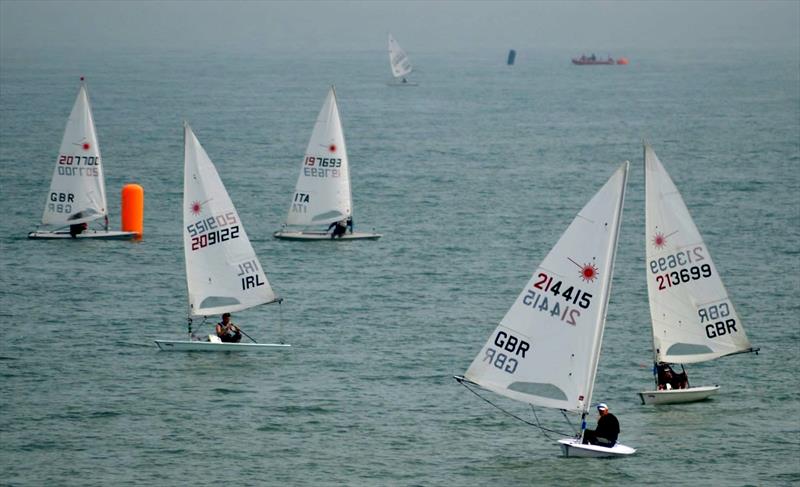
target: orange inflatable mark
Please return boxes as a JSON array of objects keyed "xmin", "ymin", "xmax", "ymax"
[
  {"xmin": 121, "ymin": 184, "xmax": 144, "ymax": 239},
  {"xmin": 616, "ymin": 57, "xmax": 629, "ymax": 65}
]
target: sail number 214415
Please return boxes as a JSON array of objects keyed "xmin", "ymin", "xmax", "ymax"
[{"xmin": 518, "ymin": 272, "xmax": 593, "ymax": 326}]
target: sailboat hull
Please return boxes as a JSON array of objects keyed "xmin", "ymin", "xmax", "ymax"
[
  {"xmin": 558, "ymin": 438, "xmax": 636, "ymax": 458},
  {"xmin": 638, "ymin": 385, "xmax": 720, "ymax": 405},
  {"xmin": 154, "ymin": 339, "xmax": 291, "ymax": 352},
  {"xmin": 273, "ymin": 230, "xmax": 381, "ymax": 241},
  {"xmin": 28, "ymin": 230, "xmax": 138, "ymax": 240}
]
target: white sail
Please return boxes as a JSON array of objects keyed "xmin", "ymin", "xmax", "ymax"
[
  {"xmin": 284, "ymin": 86, "xmax": 352, "ymax": 227},
  {"xmin": 388, "ymin": 33, "xmax": 413, "ymax": 79},
  {"xmin": 184, "ymin": 123, "xmax": 277, "ymax": 317},
  {"xmin": 41, "ymin": 79, "xmax": 107, "ymax": 227},
  {"xmin": 464, "ymin": 162, "xmax": 629, "ymax": 413},
  {"xmin": 645, "ymin": 144, "xmax": 752, "ymax": 364}
]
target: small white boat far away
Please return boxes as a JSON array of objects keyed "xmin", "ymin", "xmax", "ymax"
[
  {"xmin": 456, "ymin": 162, "xmax": 635, "ymax": 458},
  {"xmin": 387, "ymin": 33, "xmax": 417, "ymax": 86}
]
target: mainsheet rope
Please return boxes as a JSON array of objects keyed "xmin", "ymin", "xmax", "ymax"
[{"xmin": 458, "ymin": 379, "xmax": 574, "ymax": 438}]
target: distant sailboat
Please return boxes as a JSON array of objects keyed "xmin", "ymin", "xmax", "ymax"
[
  {"xmin": 28, "ymin": 78, "xmax": 137, "ymax": 240},
  {"xmin": 638, "ymin": 143, "xmax": 757, "ymax": 404},
  {"xmin": 457, "ymin": 162, "xmax": 636, "ymax": 458},
  {"xmin": 274, "ymin": 87, "xmax": 380, "ymax": 241},
  {"xmin": 155, "ymin": 123, "xmax": 290, "ymax": 351},
  {"xmin": 388, "ymin": 33, "xmax": 416, "ymax": 86}
]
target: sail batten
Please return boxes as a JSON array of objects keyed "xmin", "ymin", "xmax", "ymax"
[
  {"xmin": 644, "ymin": 144, "xmax": 752, "ymax": 365},
  {"xmin": 184, "ymin": 123, "xmax": 276, "ymax": 317},
  {"xmin": 463, "ymin": 163, "xmax": 629, "ymax": 414}
]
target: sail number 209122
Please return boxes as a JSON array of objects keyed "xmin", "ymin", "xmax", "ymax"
[
  {"xmin": 186, "ymin": 211, "xmax": 240, "ymax": 251},
  {"xmin": 483, "ymin": 331, "xmax": 529, "ymax": 375}
]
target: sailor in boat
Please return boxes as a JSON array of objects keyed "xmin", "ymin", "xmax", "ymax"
[
  {"xmin": 328, "ymin": 219, "xmax": 347, "ymax": 239},
  {"xmin": 215, "ymin": 313, "xmax": 242, "ymax": 343},
  {"xmin": 346, "ymin": 216, "xmax": 354, "ymax": 234},
  {"xmin": 69, "ymin": 222, "xmax": 87, "ymax": 238},
  {"xmin": 582, "ymin": 403, "xmax": 620, "ymax": 448},
  {"xmin": 401, "ymin": 77, "xmax": 408, "ymax": 84},
  {"xmin": 657, "ymin": 363, "xmax": 688, "ymax": 390}
]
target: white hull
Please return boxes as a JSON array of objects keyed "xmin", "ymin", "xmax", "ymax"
[
  {"xmin": 558, "ymin": 438, "xmax": 636, "ymax": 458},
  {"xmin": 28, "ymin": 230, "xmax": 138, "ymax": 240},
  {"xmin": 387, "ymin": 81, "xmax": 418, "ymax": 87},
  {"xmin": 154, "ymin": 339, "xmax": 291, "ymax": 351},
  {"xmin": 638, "ymin": 385, "xmax": 720, "ymax": 405},
  {"xmin": 273, "ymin": 230, "xmax": 381, "ymax": 241}
]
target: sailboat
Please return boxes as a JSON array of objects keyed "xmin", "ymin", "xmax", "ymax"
[
  {"xmin": 638, "ymin": 143, "xmax": 757, "ymax": 404},
  {"xmin": 456, "ymin": 162, "xmax": 635, "ymax": 458},
  {"xmin": 155, "ymin": 123, "xmax": 290, "ymax": 351},
  {"xmin": 387, "ymin": 33, "xmax": 416, "ymax": 86},
  {"xmin": 28, "ymin": 77, "xmax": 137, "ymax": 240},
  {"xmin": 274, "ymin": 86, "xmax": 380, "ymax": 241}
]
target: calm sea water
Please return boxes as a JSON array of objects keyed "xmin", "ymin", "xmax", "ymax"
[{"xmin": 1, "ymin": 46, "xmax": 798, "ymax": 486}]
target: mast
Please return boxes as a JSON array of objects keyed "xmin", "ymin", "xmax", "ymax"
[
  {"xmin": 643, "ymin": 142, "xmax": 661, "ymax": 389},
  {"xmin": 330, "ymin": 84, "xmax": 353, "ymax": 218},
  {"xmin": 183, "ymin": 121, "xmax": 191, "ymax": 335},
  {"xmin": 581, "ymin": 161, "xmax": 629, "ymax": 431},
  {"xmin": 82, "ymin": 76, "xmax": 108, "ymax": 222}
]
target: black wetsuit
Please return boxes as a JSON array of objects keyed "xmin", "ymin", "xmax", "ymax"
[
  {"xmin": 69, "ymin": 223, "xmax": 85, "ymax": 238},
  {"xmin": 328, "ymin": 221, "xmax": 347, "ymax": 239},
  {"xmin": 583, "ymin": 413, "xmax": 619, "ymax": 447},
  {"xmin": 217, "ymin": 323, "xmax": 242, "ymax": 343}
]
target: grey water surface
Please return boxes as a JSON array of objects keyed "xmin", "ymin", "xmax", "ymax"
[{"xmin": 1, "ymin": 46, "xmax": 798, "ymax": 486}]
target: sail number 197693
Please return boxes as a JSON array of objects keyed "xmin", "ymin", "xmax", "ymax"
[{"xmin": 303, "ymin": 156, "xmax": 341, "ymax": 178}]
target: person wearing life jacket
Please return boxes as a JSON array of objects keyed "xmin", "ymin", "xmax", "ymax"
[
  {"xmin": 582, "ymin": 403, "xmax": 620, "ymax": 448},
  {"xmin": 216, "ymin": 313, "xmax": 242, "ymax": 343}
]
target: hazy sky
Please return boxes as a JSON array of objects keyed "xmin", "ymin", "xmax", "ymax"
[{"xmin": 1, "ymin": 0, "xmax": 798, "ymax": 53}]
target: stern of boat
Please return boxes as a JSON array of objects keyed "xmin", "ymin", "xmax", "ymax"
[
  {"xmin": 639, "ymin": 385, "xmax": 720, "ymax": 405},
  {"xmin": 558, "ymin": 438, "xmax": 636, "ymax": 458}
]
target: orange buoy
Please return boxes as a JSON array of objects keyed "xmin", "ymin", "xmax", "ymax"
[
  {"xmin": 121, "ymin": 183, "xmax": 144, "ymax": 238},
  {"xmin": 616, "ymin": 57, "xmax": 629, "ymax": 65}
]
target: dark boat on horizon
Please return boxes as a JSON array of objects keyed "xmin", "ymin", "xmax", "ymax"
[{"xmin": 572, "ymin": 54, "xmax": 628, "ymax": 65}]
